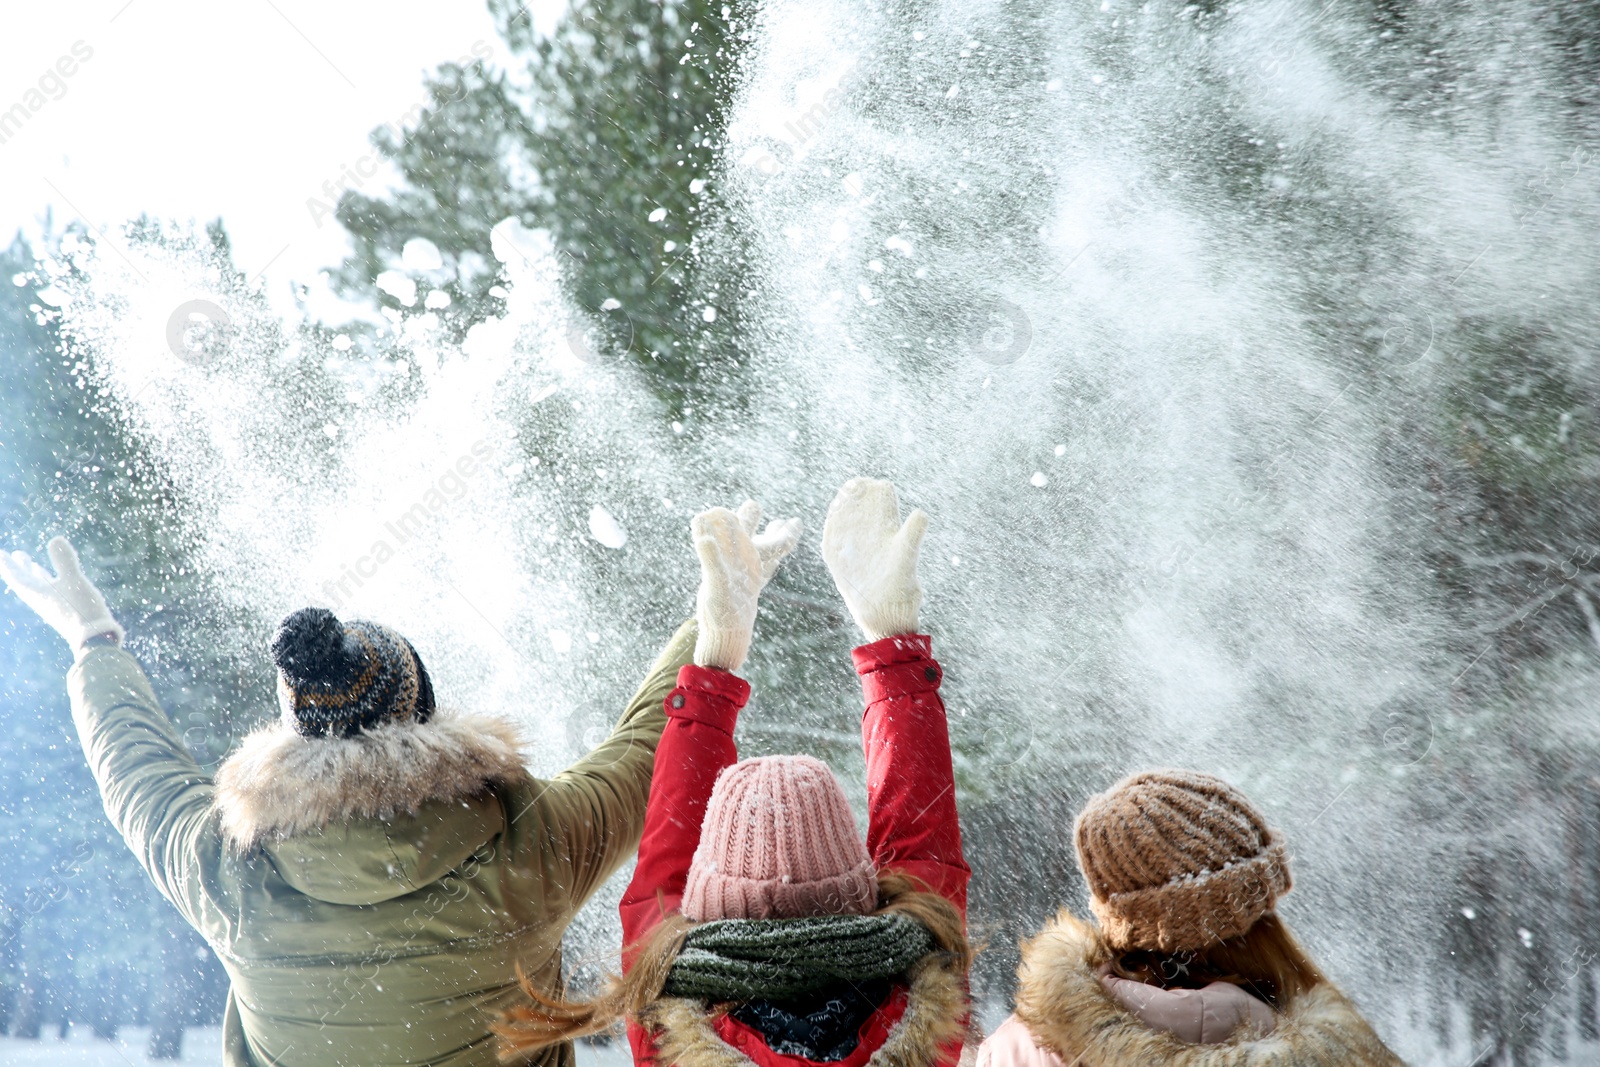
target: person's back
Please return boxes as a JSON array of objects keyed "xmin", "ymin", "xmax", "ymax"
[
  {"xmin": 75, "ymin": 641, "xmax": 569, "ymax": 1065},
  {"xmin": 498, "ymin": 480, "xmax": 972, "ymax": 1067},
  {"xmin": 6, "ymin": 538, "xmax": 694, "ymax": 1067},
  {"xmin": 977, "ymin": 770, "xmax": 1406, "ymax": 1067}
]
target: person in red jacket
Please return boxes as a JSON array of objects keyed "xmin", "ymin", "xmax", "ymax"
[{"xmin": 498, "ymin": 478, "xmax": 972, "ymax": 1067}]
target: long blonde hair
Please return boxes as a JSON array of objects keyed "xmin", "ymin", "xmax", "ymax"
[
  {"xmin": 1106, "ymin": 912, "xmax": 1324, "ymax": 1007},
  {"xmin": 495, "ymin": 872, "xmax": 969, "ymax": 1055}
]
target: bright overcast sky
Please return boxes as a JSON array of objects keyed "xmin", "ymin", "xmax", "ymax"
[{"xmin": 0, "ymin": 1, "xmax": 563, "ymax": 307}]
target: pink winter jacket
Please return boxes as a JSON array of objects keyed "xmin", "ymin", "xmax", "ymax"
[{"xmin": 978, "ymin": 978, "xmax": 1275, "ymax": 1067}]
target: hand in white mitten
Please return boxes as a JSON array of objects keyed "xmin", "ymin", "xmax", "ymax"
[
  {"xmin": 692, "ymin": 501, "xmax": 803, "ymax": 671},
  {"xmin": 822, "ymin": 478, "xmax": 928, "ymax": 641},
  {"xmin": 0, "ymin": 536, "xmax": 124, "ymax": 652}
]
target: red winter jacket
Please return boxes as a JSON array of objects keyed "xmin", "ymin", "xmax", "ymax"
[{"xmin": 619, "ymin": 634, "xmax": 970, "ymax": 1067}]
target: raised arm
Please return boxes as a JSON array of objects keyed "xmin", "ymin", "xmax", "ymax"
[
  {"xmin": 856, "ymin": 634, "xmax": 967, "ymax": 913},
  {"xmin": 523, "ymin": 615, "xmax": 700, "ymax": 908},
  {"xmin": 617, "ymin": 662, "xmax": 747, "ymax": 945},
  {"xmin": 619, "ymin": 500, "xmax": 800, "ymax": 945},
  {"xmin": 69, "ymin": 647, "xmax": 220, "ymax": 922},
  {"xmin": 619, "ymin": 500, "xmax": 799, "ymax": 1067},
  {"xmin": 823, "ymin": 479, "xmax": 969, "ymax": 915},
  {"xmin": 2, "ymin": 538, "xmax": 220, "ymax": 929}
]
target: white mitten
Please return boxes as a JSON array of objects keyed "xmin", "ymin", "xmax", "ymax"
[
  {"xmin": 821, "ymin": 478, "xmax": 928, "ymax": 641},
  {"xmin": 692, "ymin": 500, "xmax": 803, "ymax": 671},
  {"xmin": 0, "ymin": 536, "xmax": 125, "ymax": 652}
]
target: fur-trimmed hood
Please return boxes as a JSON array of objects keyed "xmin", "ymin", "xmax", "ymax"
[
  {"xmin": 214, "ymin": 709, "xmax": 527, "ymax": 852},
  {"xmin": 641, "ymin": 953, "xmax": 969, "ymax": 1067},
  {"xmin": 1010, "ymin": 911, "xmax": 1406, "ymax": 1067}
]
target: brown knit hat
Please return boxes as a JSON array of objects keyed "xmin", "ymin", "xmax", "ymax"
[{"xmin": 1074, "ymin": 769, "xmax": 1291, "ymax": 953}]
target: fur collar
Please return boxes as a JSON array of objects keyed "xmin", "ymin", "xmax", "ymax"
[
  {"xmin": 642, "ymin": 953, "xmax": 969, "ymax": 1067},
  {"xmin": 1012, "ymin": 911, "xmax": 1406, "ymax": 1067},
  {"xmin": 213, "ymin": 710, "xmax": 526, "ymax": 851}
]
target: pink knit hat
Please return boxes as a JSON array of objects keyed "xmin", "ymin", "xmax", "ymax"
[{"xmin": 681, "ymin": 755, "xmax": 878, "ymax": 921}]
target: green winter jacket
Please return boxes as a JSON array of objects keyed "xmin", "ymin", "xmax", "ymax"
[{"xmin": 66, "ymin": 619, "xmax": 696, "ymax": 1067}]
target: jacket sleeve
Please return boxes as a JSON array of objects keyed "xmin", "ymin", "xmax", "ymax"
[
  {"xmin": 618, "ymin": 663, "xmax": 749, "ymax": 945},
  {"xmin": 518, "ymin": 618, "xmax": 699, "ymax": 908},
  {"xmin": 619, "ymin": 662, "xmax": 748, "ymax": 1067},
  {"xmin": 66, "ymin": 646, "xmax": 221, "ymax": 932},
  {"xmin": 854, "ymin": 634, "xmax": 970, "ymax": 916}
]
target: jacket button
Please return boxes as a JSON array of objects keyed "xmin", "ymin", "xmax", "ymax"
[
  {"xmin": 924, "ymin": 667, "xmax": 939, "ymax": 682},
  {"xmin": 670, "ymin": 693, "xmax": 686, "ymax": 709}
]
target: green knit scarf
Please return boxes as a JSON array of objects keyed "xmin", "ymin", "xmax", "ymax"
[{"xmin": 662, "ymin": 913, "xmax": 935, "ymax": 1003}]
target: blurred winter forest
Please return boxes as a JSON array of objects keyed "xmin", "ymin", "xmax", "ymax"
[{"xmin": 3, "ymin": 0, "xmax": 1600, "ymax": 1063}]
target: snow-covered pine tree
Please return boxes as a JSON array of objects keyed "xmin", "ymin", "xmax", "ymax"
[{"xmin": 330, "ymin": 0, "xmax": 755, "ymax": 401}]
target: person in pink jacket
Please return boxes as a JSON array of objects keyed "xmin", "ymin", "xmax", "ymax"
[
  {"xmin": 498, "ymin": 478, "xmax": 972, "ymax": 1067},
  {"xmin": 976, "ymin": 770, "xmax": 1405, "ymax": 1067}
]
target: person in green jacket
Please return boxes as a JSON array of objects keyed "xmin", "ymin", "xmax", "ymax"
[{"xmin": 0, "ymin": 516, "xmax": 801, "ymax": 1067}]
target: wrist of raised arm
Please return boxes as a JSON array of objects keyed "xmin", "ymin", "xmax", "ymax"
[
  {"xmin": 666, "ymin": 664, "xmax": 751, "ymax": 734},
  {"xmin": 852, "ymin": 634, "xmax": 941, "ymax": 708}
]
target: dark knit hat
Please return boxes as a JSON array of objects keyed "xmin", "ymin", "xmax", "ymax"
[{"xmin": 270, "ymin": 607, "xmax": 436, "ymax": 738}]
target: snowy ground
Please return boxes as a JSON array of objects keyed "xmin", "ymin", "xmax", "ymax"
[
  {"xmin": 0, "ymin": 1027, "xmax": 221, "ymax": 1065},
  {"xmin": 0, "ymin": 1028, "xmax": 634, "ymax": 1065},
  {"xmin": 577, "ymin": 1039, "xmax": 634, "ymax": 1067}
]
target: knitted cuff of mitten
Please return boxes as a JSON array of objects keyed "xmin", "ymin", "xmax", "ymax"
[
  {"xmin": 856, "ymin": 595, "xmax": 921, "ymax": 643},
  {"xmin": 694, "ymin": 626, "xmax": 752, "ymax": 672}
]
